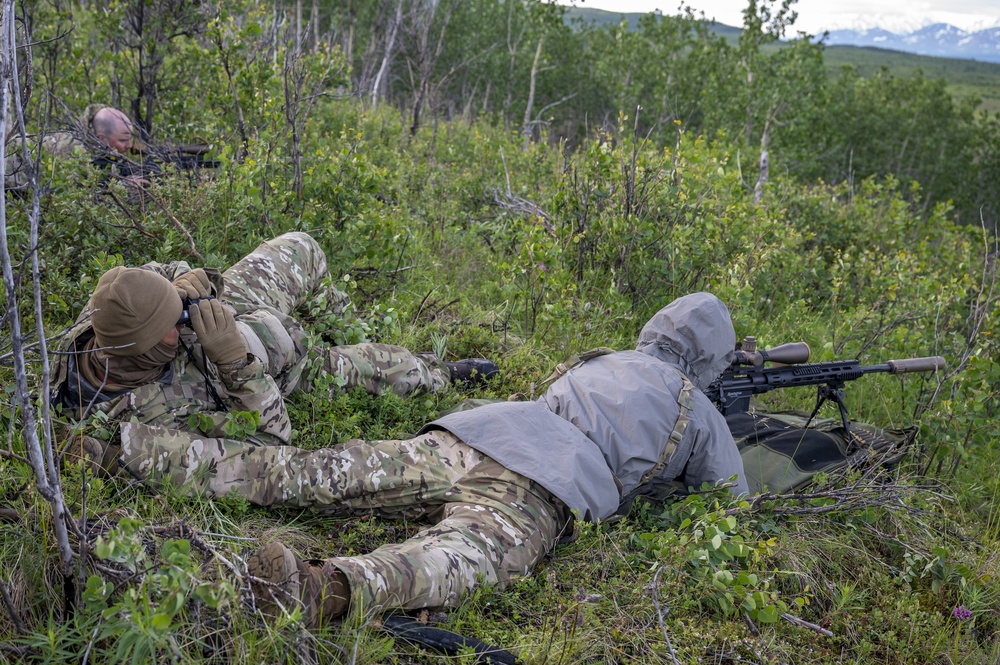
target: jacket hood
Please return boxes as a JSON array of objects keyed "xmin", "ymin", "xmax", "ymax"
[{"xmin": 634, "ymin": 292, "xmax": 735, "ymax": 391}]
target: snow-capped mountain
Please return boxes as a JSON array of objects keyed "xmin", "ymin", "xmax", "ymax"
[{"xmin": 821, "ymin": 24, "xmax": 1000, "ymax": 63}]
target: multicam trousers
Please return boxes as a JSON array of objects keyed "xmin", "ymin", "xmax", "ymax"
[
  {"xmin": 222, "ymin": 232, "xmax": 449, "ymax": 396},
  {"xmin": 119, "ymin": 425, "xmax": 572, "ymax": 611}
]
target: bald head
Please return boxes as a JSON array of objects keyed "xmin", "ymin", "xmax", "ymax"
[{"xmin": 92, "ymin": 107, "xmax": 135, "ymax": 154}]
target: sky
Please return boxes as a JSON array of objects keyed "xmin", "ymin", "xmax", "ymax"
[{"xmin": 552, "ymin": 0, "xmax": 1000, "ymax": 34}]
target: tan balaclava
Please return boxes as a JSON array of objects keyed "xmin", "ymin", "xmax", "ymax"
[{"xmin": 90, "ymin": 267, "xmax": 182, "ymax": 356}]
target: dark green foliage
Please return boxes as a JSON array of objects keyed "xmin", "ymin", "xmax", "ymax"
[{"xmin": 3, "ymin": 1, "xmax": 1000, "ymax": 663}]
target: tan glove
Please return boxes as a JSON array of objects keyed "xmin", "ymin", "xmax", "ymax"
[
  {"xmin": 172, "ymin": 268, "xmax": 213, "ymax": 301},
  {"xmin": 189, "ymin": 299, "xmax": 247, "ymax": 366}
]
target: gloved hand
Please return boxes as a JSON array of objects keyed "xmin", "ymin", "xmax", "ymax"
[
  {"xmin": 189, "ymin": 299, "xmax": 247, "ymax": 366},
  {"xmin": 172, "ymin": 268, "xmax": 213, "ymax": 302}
]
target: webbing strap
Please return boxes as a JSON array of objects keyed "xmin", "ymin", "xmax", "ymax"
[
  {"xmin": 541, "ymin": 347, "xmax": 616, "ymax": 386},
  {"xmin": 508, "ymin": 346, "xmax": 616, "ymax": 401},
  {"xmin": 622, "ymin": 372, "xmax": 696, "ymax": 498}
]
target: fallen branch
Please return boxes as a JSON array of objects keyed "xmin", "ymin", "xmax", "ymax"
[
  {"xmin": 782, "ymin": 612, "xmax": 833, "ymax": 637},
  {"xmin": 485, "ymin": 187, "xmax": 553, "ymax": 232},
  {"xmin": 739, "ymin": 480, "xmax": 943, "ymax": 518}
]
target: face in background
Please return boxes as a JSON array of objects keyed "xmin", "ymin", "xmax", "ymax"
[{"xmin": 93, "ymin": 108, "xmax": 136, "ymax": 154}]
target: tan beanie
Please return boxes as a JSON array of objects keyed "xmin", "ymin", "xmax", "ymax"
[{"xmin": 90, "ymin": 267, "xmax": 183, "ymax": 356}]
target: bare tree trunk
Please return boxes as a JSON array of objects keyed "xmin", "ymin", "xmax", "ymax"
[
  {"xmin": 214, "ymin": 40, "xmax": 250, "ymax": 160},
  {"xmin": 754, "ymin": 113, "xmax": 771, "ymax": 204},
  {"xmin": 521, "ymin": 35, "xmax": 543, "ymax": 149},
  {"xmin": 0, "ymin": 0, "xmax": 75, "ymax": 593},
  {"xmin": 283, "ymin": 53, "xmax": 303, "ymax": 199},
  {"xmin": 284, "ymin": 24, "xmax": 343, "ymax": 200},
  {"xmin": 371, "ymin": 0, "xmax": 402, "ymax": 107},
  {"xmin": 295, "ymin": 0, "xmax": 302, "ymax": 51},
  {"xmin": 310, "ymin": 0, "xmax": 318, "ymax": 49},
  {"xmin": 461, "ymin": 79, "xmax": 478, "ymax": 121},
  {"xmin": 409, "ymin": 0, "xmax": 436, "ymax": 136},
  {"xmin": 345, "ymin": 0, "xmax": 355, "ymax": 64},
  {"xmin": 753, "ymin": 102, "xmax": 785, "ymax": 204},
  {"xmin": 355, "ymin": 0, "xmax": 383, "ymax": 94},
  {"xmin": 271, "ymin": 1, "xmax": 280, "ymax": 67},
  {"xmin": 501, "ymin": 0, "xmax": 523, "ymax": 129},
  {"xmin": 409, "ymin": 0, "xmax": 456, "ymax": 136}
]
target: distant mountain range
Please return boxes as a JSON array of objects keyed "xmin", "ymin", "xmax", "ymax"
[
  {"xmin": 821, "ymin": 25, "xmax": 1000, "ymax": 64},
  {"xmin": 564, "ymin": 8, "xmax": 1000, "ymax": 65}
]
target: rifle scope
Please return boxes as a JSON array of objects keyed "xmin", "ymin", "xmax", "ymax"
[{"xmin": 733, "ymin": 337, "xmax": 811, "ymax": 367}]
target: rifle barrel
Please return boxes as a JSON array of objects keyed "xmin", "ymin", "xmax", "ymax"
[{"xmin": 886, "ymin": 356, "xmax": 946, "ymax": 374}]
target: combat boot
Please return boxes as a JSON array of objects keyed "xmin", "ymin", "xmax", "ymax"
[
  {"xmin": 248, "ymin": 541, "xmax": 350, "ymax": 629},
  {"xmin": 62, "ymin": 429, "xmax": 120, "ymax": 477},
  {"xmin": 445, "ymin": 358, "xmax": 499, "ymax": 385}
]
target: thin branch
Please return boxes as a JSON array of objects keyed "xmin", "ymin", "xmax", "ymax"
[
  {"xmin": 137, "ymin": 185, "xmax": 203, "ymax": 260},
  {"xmin": 0, "ymin": 448, "xmax": 30, "ymax": 465},
  {"xmin": 0, "ymin": 578, "xmax": 25, "ymax": 633},
  {"xmin": 531, "ymin": 93, "xmax": 578, "ymax": 126},
  {"xmin": 649, "ymin": 566, "xmax": 680, "ymax": 665},
  {"xmin": 0, "ymin": 0, "xmax": 75, "ymax": 579}
]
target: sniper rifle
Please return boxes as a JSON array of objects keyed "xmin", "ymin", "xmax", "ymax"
[
  {"xmin": 92, "ymin": 143, "xmax": 220, "ymax": 181},
  {"xmin": 705, "ymin": 336, "xmax": 945, "ymax": 432}
]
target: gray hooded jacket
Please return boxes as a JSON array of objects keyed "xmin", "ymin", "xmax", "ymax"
[{"xmin": 426, "ymin": 292, "xmax": 748, "ymax": 521}]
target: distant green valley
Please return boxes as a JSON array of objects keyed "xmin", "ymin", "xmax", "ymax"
[{"xmin": 566, "ymin": 7, "xmax": 1000, "ymax": 113}]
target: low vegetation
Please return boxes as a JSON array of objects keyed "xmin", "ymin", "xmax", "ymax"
[{"xmin": 2, "ymin": 0, "xmax": 1000, "ymax": 663}]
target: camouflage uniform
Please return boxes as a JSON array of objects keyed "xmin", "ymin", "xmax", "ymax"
[
  {"xmin": 52, "ymin": 232, "xmax": 449, "ymax": 450},
  {"xmin": 120, "ymin": 425, "xmax": 571, "ymax": 611},
  {"xmin": 219, "ymin": 231, "xmax": 448, "ymax": 397},
  {"xmin": 4, "ymin": 104, "xmax": 104, "ymax": 190},
  {"xmin": 121, "ymin": 292, "xmax": 743, "ymax": 618}
]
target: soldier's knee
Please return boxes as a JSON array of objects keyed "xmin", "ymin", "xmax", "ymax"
[
  {"xmin": 272, "ymin": 231, "xmax": 323, "ymax": 258},
  {"xmin": 271, "ymin": 232, "xmax": 327, "ymax": 281}
]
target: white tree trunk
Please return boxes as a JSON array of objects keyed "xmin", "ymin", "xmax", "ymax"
[
  {"xmin": 371, "ymin": 0, "xmax": 402, "ymax": 107},
  {"xmin": 0, "ymin": 0, "xmax": 74, "ymax": 578},
  {"xmin": 521, "ymin": 35, "xmax": 543, "ymax": 149}
]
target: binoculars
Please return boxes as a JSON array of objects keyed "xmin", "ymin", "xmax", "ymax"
[{"xmin": 177, "ymin": 295, "xmax": 215, "ymax": 325}]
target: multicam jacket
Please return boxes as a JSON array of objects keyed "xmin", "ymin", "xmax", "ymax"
[
  {"xmin": 4, "ymin": 104, "xmax": 107, "ymax": 190},
  {"xmin": 51, "ymin": 260, "xmax": 291, "ymax": 447}
]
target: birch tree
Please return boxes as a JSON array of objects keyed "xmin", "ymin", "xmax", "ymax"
[{"xmin": 0, "ymin": 0, "xmax": 75, "ymax": 606}]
